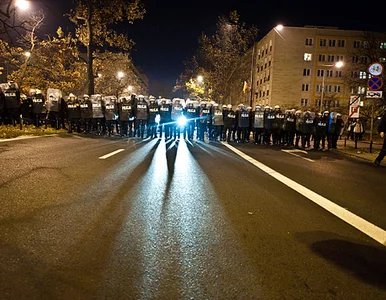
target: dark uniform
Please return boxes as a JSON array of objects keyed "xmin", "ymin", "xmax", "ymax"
[
  {"xmin": 104, "ymin": 96, "xmax": 118, "ymax": 136},
  {"xmin": 4, "ymin": 82, "xmax": 21, "ymax": 126},
  {"xmin": 302, "ymin": 111, "xmax": 314, "ymax": 148},
  {"xmin": 237, "ymin": 106, "xmax": 249, "ymax": 143},
  {"xmin": 91, "ymin": 95, "xmax": 105, "ymax": 135},
  {"xmin": 198, "ymin": 102, "xmax": 210, "ymax": 141},
  {"xmin": 329, "ymin": 113, "xmax": 344, "ymax": 149},
  {"xmin": 264, "ymin": 107, "xmax": 275, "ymax": 145},
  {"xmin": 20, "ymin": 95, "xmax": 32, "ymax": 125},
  {"xmin": 253, "ymin": 106, "xmax": 264, "ymax": 144},
  {"xmin": 46, "ymin": 93, "xmax": 61, "ymax": 129},
  {"xmin": 134, "ymin": 96, "xmax": 149, "ymax": 138},
  {"xmin": 212, "ymin": 104, "xmax": 224, "ymax": 141},
  {"xmin": 148, "ymin": 97, "xmax": 160, "ymax": 138},
  {"xmin": 118, "ymin": 98, "xmax": 131, "ymax": 137},
  {"xmin": 283, "ymin": 110, "xmax": 296, "ymax": 146},
  {"xmin": 185, "ymin": 101, "xmax": 198, "ymax": 140},
  {"xmin": 80, "ymin": 95, "xmax": 93, "ymax": 133},
  {"xmin": 224, "ymin": 105, "xmax": 236, "ymax": 142},
  {"xmin": 313, "ymin": 111, "xmax": 329, "ymax": 150},
  {"xmin": 159, "ymin": 99, "xmax": 172, "ymax": 139},
  {"xmin": 31, "ymin": 90, "xmax": 46, "ymax": 127},
  {"xmin": 295, "ymin": 111, "xmax": 304, "ymax": 148},
  {"xmin": 171, "ymin": 99, "xmax": 184, "ymax": 139},
  {"xmin": 66, "ymin": 95, "xmax": 81, "ymax": 133}
]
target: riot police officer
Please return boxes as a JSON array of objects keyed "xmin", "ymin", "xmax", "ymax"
[
  {"xmin": 224, "ymin": 104, "xmax": 236, "ymax": 142},
  {"xmin": 20, "ymin": 94, "xmax": 32, "ymax": 125},
  {"xmin": 80, "ymin": 94, "xmax": 93, "ymax": 133},
  {"xmin": 237, "ymin": 104, "xmax": 249, "ymax": 143},
  {"xmin": 272, "ymin": 105, "xmax": 285, "ymax": 145},
  {"xmin": 314, "ymin": 111, "xmax": 329, "ymax": 150},
  {"xmin": 171, "ymin": 98, "xmax": 184, "ymax": 139},
  {"xmin": 91, "ymin": 94, "xmax": 105, "ymax": 135},
  {"xmin": 283, "ymin": 109, "xmax": 296, "ymax": 146},
  {"xmin": 66, "ymin": 94, "xmax": 81, "ymax": 133},
  {"xmin": 212, "ymin": 103, "xmax": 224, "ymax": 141},
  {"xmin": 134, "ymin": 95, "xmax": 149, "ymax": 138},
  {"xmin": 4, "ymin": 81, "xmax": 21, "ymax": 126},
  {"xmin": 329, "ymin": 113, "xmax": 344, "ymax": 149},
  {"xmin": 159, "ymin": 98, "xmax": 172, "ymax": 139},
  {"xmin": 148, "ymin": 95, "xmax": 160, "ymax": 138},
  {"xmin": 198, "ymin": 101, "xmax": 210, "ymax": 141},
  {"xmin": 118, "ymin": 97, "xmax": 130, "ymax": 137},
  {"xmin": 104, "ymin": 96, "xmax": 118, "ymax": 136},
  {"xmin": 302, "ymin": 111, "xmax": 314, "ymax": 148},
  {"xmin": 253, "ymin": 105, "xmax": 264, "ymax": 144},
  {"xmin": 185, "ymin": 100, "xmax": 198, "ymax": 140},
  {"xmin": 295, "ymin": 110, "xmax": 304, "ymax": 148},
  {"xmin": 30, "ymin": 89, "xmax": 45, "ymax": 127},
  {"xmin": 46, "ymin": 92, "xmax": 61, "ymax": 129},
  {"xmin": 264, "ymin": 106, "xmax": 275, "ymax": 145}
]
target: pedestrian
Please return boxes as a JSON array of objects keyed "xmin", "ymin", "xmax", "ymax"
[
  {"xmin": 352, "ymin": 118, "xmax": 364, "ymax": 144},
  {"xmin": 374, "ymin": 112, "xmax": 386, "ymax": 167}
]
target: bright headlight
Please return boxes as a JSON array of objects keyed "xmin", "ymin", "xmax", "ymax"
[
  {"xmin": 177, "ymin": 116, "xmax": 187, "ymax": 127},
  {"xmin": 155, "ymin": 114, "xmax": 160, "ymax": 124}
]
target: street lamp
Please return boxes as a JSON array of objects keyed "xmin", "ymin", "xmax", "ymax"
[
  {"xmin": 320, "ymin": 61, "xmax": 344, "ymax": 111},
  {"xmin": 117, "ymin": 71, "xmax": 124, "ymax": 79},
  {"xmin": 197, "ymin": 75, "xmax": 203, "ymax": 83},
  {"xmin": 24, "ymin": 51, "xmax": 31, "ymax": 58},
  {"xmin": 127, "ymin": 85, "xmax": 133, "ymax": 92},
  {"xmin": 15, "ymin": 0, "xmax": 30, "ymax": 10}
]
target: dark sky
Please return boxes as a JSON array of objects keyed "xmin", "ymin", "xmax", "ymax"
[{"xmin": 39, "ymin": 0, "xmax": 386, "ymax": 96}]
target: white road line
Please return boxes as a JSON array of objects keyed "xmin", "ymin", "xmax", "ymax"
[
  {"xmin": 98, "ymin": 149, "xmax": 125, "ymax": 160},
  {"xmin": 221, "ymin": 142, "xmax": 386, "ymax": 246},
  {"xmin": 0, "ymin": 134, "xmax": 56, "ymax": 143},
  {"xmin": 281, "ymin": 149, "xmax": 315, "ymax": 163}
]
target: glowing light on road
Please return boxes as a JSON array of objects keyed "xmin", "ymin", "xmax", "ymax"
[{"xmin": 177, "ymin": 116, "xmax": 187, "ymax": 127}]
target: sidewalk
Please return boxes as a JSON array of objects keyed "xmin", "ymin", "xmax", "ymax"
[{"xmin": 336, "ymin": 138, "xmax": 383, "ymax": 162}]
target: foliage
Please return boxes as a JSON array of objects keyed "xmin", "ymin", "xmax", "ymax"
[
  {"xmin": 3, "ymin": 27, "xmax": 87, "ymax": 96},
  {"xmin": 179, "ymin": 11, "xmax": 258, "ymax": 101},
  {"xmin": 93, "ymin": 51, "xmax": 146, "ymax": 97},
  {"xmin": 0, "ymin": 124, "xmax": 67, "ymax": 139}
]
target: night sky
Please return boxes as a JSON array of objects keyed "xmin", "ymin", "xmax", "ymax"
[{"xmin": 40, "ymin": 0, "xmax": 386, "ymax": 97}]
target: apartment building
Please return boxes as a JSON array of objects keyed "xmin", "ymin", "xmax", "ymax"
[{"xmin": 228, "ymin": 25, "xmax": 385, "ymax": 111}]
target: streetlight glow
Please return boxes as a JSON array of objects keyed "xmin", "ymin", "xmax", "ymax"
[
  {"xmin": 15, "ymin": 0, "xmax": 30, "ymax": 10},
  {"xmin": 24, "ymin": 51, "xmax": 31, "ymax": 58},
  {"xmin": 117, "ymin": 71, "xmax": 124, "ymax": 79},
  {"xmin": 197, "ymin": 75, "xmax": 203, "ymax": 83},
  {"xmin": 335, "ymin": 61, "xmax": 344, "ymax": 68},
  {"xmin": 128, "ymin": 85, "xmax": 133, "ymax": 91},
  {"xmin": 276, "ymin": 24, "xmax": 284, "ymax": 31}
]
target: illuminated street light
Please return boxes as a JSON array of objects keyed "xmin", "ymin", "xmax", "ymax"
[
  {"xmin": 24, "ymin": 51, "xmax": 31, "ymax": 58},
  {"xmin": 275, "ymin": 24, "xmax": 284, "ymax": 31},
  {"xmin": 127, "ymin": 85, "xmax": 133, "ymax": 91},
  {"xmin": 197, "ymin": 75, "xmax": 203, "ymax": 83},
  {"xmin": 97, "ymin": 73, "xmax": 102, "ymax": 78},
  {"xmin": 117, "ymin": 71, "xmax": 124, "ymax": 79},
  {"xmin": 15, "ymin": 0, "xmax": 30, "ymax": 10}
]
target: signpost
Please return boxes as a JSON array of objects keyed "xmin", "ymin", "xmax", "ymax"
[
  {"xmin": 349, "ymin": 95, "xmax": 360, "ymax": 118},
  {"xmin": 366, "ymin": 62, "xmax": 384, "ymax": 153}
]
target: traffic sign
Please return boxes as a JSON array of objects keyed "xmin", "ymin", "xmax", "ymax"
[
  {"xmin": 368, "ymin": 76, "xmax": 383, "ymax": 91},
  {"xmin": 349, "ymin": 95, "xmax": 360, "ymax": 118},
  {"xmin": 368, "ymin": 63, "xmax": 384, "ymax": 76},
  {"xmin": 366, "ymin": 91, "xmax": 383, "ymax": 98}
]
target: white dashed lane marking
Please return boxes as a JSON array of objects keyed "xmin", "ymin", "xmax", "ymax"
[
  {"xmin": 281, "ymin": 149, "xmax": 315, "ymax": 162},
  {"xmin": 221, "ymin": 142, "xmax": 386, "ymax": 246},
  {"xmin": 98, "ymin": 149, "xmax": 125, "ymax": 160}
]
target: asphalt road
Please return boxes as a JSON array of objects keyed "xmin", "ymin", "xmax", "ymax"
[{"xmin": 0, "ymin": 134, "xmax": 385, "ymax": 299}]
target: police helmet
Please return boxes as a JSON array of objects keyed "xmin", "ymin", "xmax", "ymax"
[
  {"xmin": 35, "ymin": 89, "xmax": 42, "ymax": 94},
  {"xmin": 295, "ymin": 110, "xmax": 302, "ymax": 115},
  {"xmin": 83, "ymin": 94, "xmax": 89, "ymax": 99},
  {"xmin": 138, "ymin": 95, "xmax": 145, "ymax": 99},
  {"xmin": 247, "ymin": 106, "xmax": 252, "ymax": 110},
  {"xmin": 336, "ymin": 113, "xmax": 342, "ymax": 117},
  {"xmin": 274, "ymin": 105, "xmax": 280, "ymax": 109},
  {"xmin": 227, "ymin": 104, "xmax": 232, "ymax": 109},
  {"xmin": 323, "ymin": 110, "xmax": 329, "ymax": 115}
]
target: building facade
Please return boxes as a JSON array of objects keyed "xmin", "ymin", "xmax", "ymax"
[{"xmin": 228, "ymin": 25, "xmax": 386, "ymax": 112}]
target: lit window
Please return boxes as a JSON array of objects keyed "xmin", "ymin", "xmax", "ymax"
[
  {"xmin": 380, "ymin": 42, "xmax": 386, "ymax": 49},
  {"xmin": 304, "ymin": 53, "xmax": 312, "ymax": 61},
  {"xmin": 359, "ymin": 71, "xmax": 367, "ymax": 79}
]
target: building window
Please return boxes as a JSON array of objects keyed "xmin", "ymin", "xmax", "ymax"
[
  {"xmin": 318, "ymin": 54, "xmax": 326, "ymax": 62},
  {"xmin": 338, "ymin": 39, "xmax": 345, "ymax": 47},
  {"xmin": 315, "ymin": 99, "xmax": 321, "ymax": 107},
  {"xmin": 301, "ymin": 98, "xmax": 308, "ymax": 106},
  {"xmin": 353, "ymin": 40, "xmax": 361, "ymax": 48},
  {"xmin": 335, "ymin": 70, "xmax": 343, "ymax": 77},
  {"xmin": 337, "ymin": 55, "xmax": 344, "ymax": 62},
  {"xmin": 268, "ymin": 59, "xmax": 271, "ymax": 67},
  {"xmin": 326, "ymin": 85, "xmax": 332, "ymax": 92},
  {"xmin": 302, "ymin": 84, "xmax": 309, "ymax": 91},
  {"xmin": 352, "ymin": 56, "xmax": 359, "ymax": 63},
  {"xmin": 305, "ymin": 38, "xmax": 313, "ymax": 46},
  {"xmin": 359, "ymin": 71, "xmax": 367, "ymax": 79},
  {"xmin": 333, "ymin": 100, "xmax": 340, "ymax": 107},
  {"xmin": 267, "ymin": 89, "xmax": 270, "ymax": 96},
  {"xmin": 380, "ymin": 42, "xmax": 386, "ymax": 49},
  {"xmin": 316, "ymin": 84, "xmax": 322, "ymax": 92},
  {"xmin": 326, "ymin": 70, "xmax": 333, "ymax": 77},
  {"xmin": 303, "ymin": 68, "xmax": 310, "ymax": 76},
  {"xmin": 317, "ymin": 69, "xmax": 324, "ymax": 77},
  {"xmin": 328, "ymin": 55, "xmax": 335, "ymax": 62},
  {"xmin": 329, "ymin": 39, "xmax": 336, "ymax": 47},
  {"xmin": 320, "ymin": 38, "xmax": 327, "ymax": 46},
  {"xmin": 361, "ymin": 57, "xmax": 368, "ymax": 64},
  {"xmin": 363, "ymin": 41, "xmax": 369, "ymax": 48},
  {"xmin": 351, "ymin": 71, "xmax": 358, "ymax": 78},
  {"xmin": 334, "ymin": 85, "xmax": 341, "ymax": 93},
  {"xmin": 380, "ymin": 57, "xmax": 386, "ymax": 63},
  {"xmin": 304, "ymin": 53, "xmax": 312, "ymax": 61}
]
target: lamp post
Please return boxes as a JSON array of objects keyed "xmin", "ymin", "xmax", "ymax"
[{"xmin": 320, "ymin": 61, "xmax": 343, "ymax": 112}]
